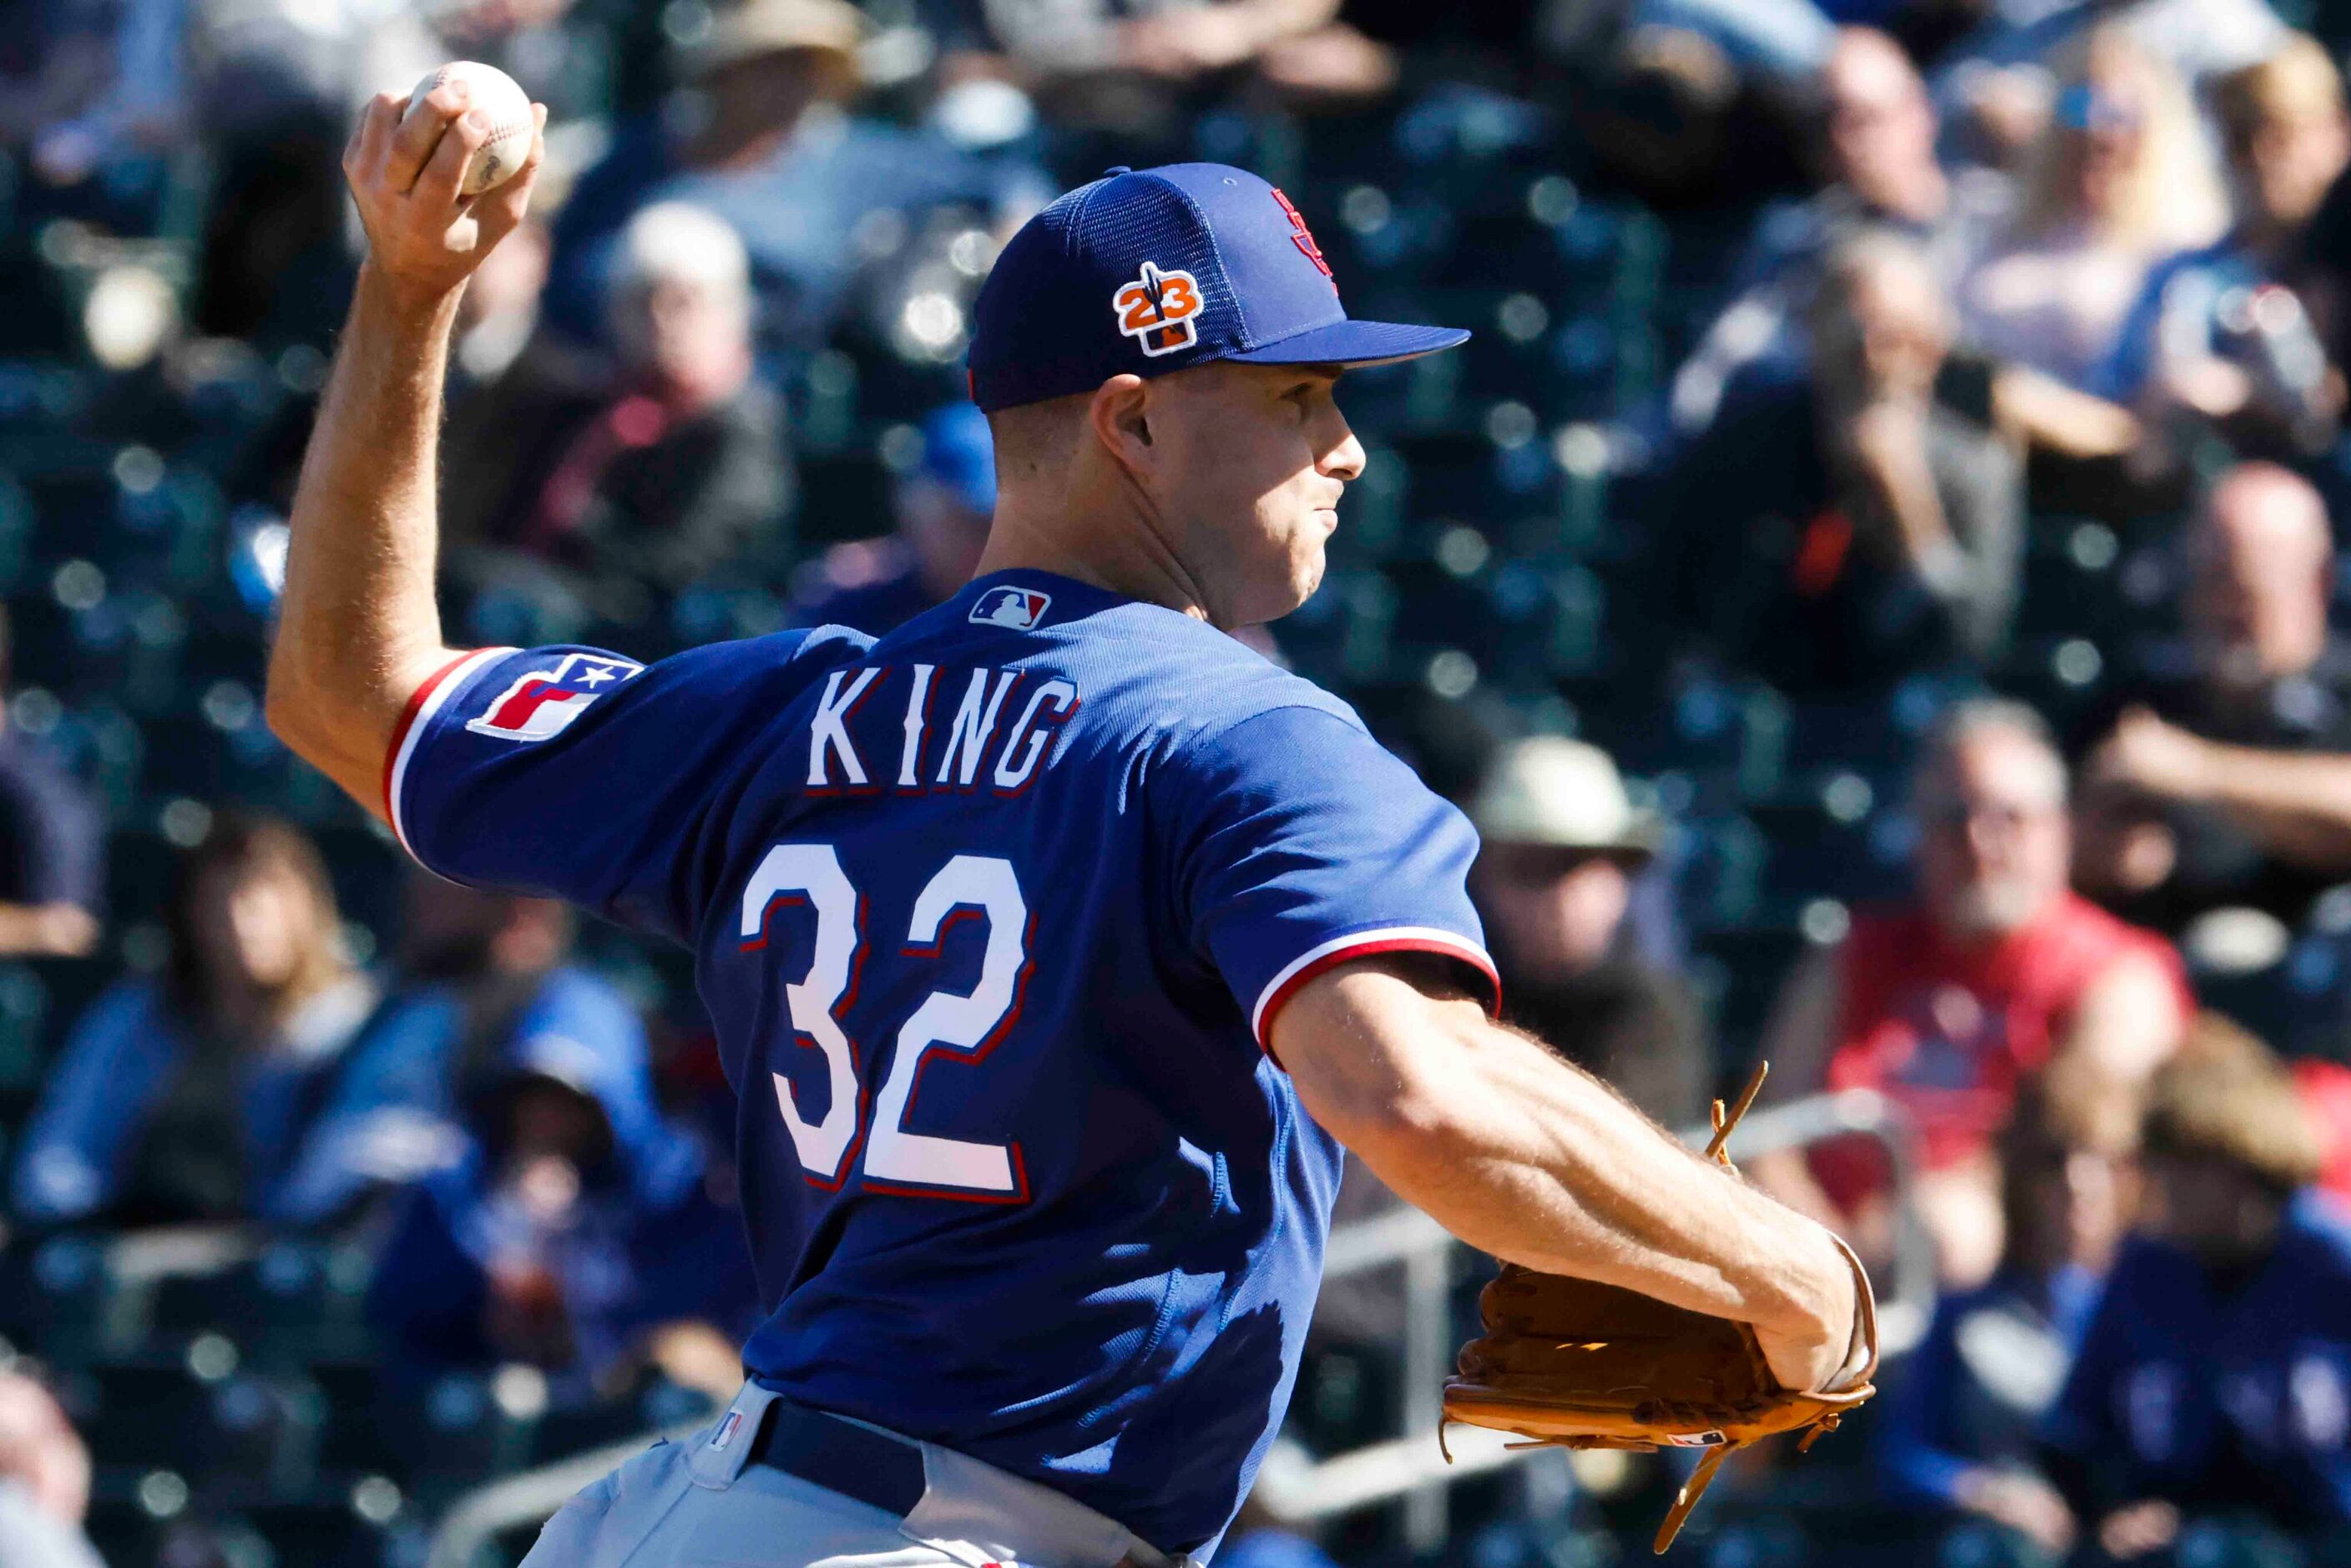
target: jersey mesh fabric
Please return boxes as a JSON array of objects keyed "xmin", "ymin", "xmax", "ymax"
[{"xmin": 391, "ymin": 569, "xmax": 1496, "ymax": 1552}]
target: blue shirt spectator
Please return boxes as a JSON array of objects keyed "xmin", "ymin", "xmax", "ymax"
[
  {"xmin": 2093, "ymin": 38, "xmax": 2349, "ymax": 457},
  {"xmin": 0, "ymin": 733, "xmax": 101, "ymax": 948},
  {"xmin": 0, "ymin": 604, "xmax": 104, "ymax": 957},
  {"xmin": 263, "ymin": 873, "xmax": 659, "ymax": 1229},
  {"xmin": 1880, "ymin": 1264, "xmax": 2102, "ymax": 1505},
  {"xmin": 269, "ymin": 957, "xmax": 655, "ymax": 1230},
  {"xmin": 789, "ymin": 402, "xmax": 995, "ymax": 635},
  {"xmin": 11, "ymin": 816, "xmax": 377, "ymax": 1227},
  {"xmin": 2044, "ymin": 1191, "xmax": 2351, "ymax": 1527},
  {"xmin": 2044, "ymin": 1033, "xmax": 2351, "ymax": 1550},
  {"xmin": 366, "ymin": 1005, "xmax": 756, "ymax": 1400},
  {"xmin": 1875, "ymin": 1061, "xmax": 2133, "ymax": 1557}
]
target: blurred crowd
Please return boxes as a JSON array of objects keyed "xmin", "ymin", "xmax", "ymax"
[{"xmin": 11, "ymin": 0, "xmax": 2351, "ymax": 1563}]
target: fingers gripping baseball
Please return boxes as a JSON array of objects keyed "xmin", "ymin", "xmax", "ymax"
[{"xmin": 344, "ymin": 79, "xmax": 548, "ymax": 302}]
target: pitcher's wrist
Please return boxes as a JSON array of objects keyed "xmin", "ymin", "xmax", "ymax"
[{"xmin": 356, "ymin": 258, "xmax": 467, "ymax": 326}]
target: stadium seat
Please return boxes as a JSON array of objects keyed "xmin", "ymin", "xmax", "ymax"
[
  {"xmin": 62, "ymin": 1360, "xmax": 233, "ymax": 1474},
  {"xmin": 240, "ymin": 1498, "xmax": 407, "ymax": 1568},
  {"xmin": 80, "ymin": 1497, "xmax": 162, "ymax": 1568}
]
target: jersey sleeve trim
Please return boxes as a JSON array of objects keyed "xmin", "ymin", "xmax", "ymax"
[
  {"xmin": 383, "ymin": 645, "xmax": 518, "ymax": 857},
  {"xmin": 1251, "ymin": 926, "xmax": 1501, "ymax": 1051}
]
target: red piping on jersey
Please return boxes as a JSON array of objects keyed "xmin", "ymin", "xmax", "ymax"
[
  {"xmin": 382, "ymin": 648, "xmax": 483, "ymax": 831},
  {"xmin": 1255, "ymin": 937, "xmax": 1501, "ymax": 1063}
]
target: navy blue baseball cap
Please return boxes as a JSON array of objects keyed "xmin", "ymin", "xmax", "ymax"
[{"xmin": 968, "ymin": 163, "xmax": 1469, "ymax": 412}]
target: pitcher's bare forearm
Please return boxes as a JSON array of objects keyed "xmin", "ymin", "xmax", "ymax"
[
  {"xmin": 267, "ymin": 265, "xmax": 464, "ymax": 810},
  {"xmin": 1274, "ymin": 959, "xmax": 1858, "ymax": 1391},
  {"xmin": 265, "ymin": 83, "xmax": 546, "ymax": 817}
]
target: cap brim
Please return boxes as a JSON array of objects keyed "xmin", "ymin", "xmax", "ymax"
[{"xmin": 1227, "ymin": 318, "xmax": 1469, "ymax": 370}]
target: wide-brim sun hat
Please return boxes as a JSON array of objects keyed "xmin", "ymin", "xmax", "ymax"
[{"xmin": 1469, "ymin": 736, "xmax": 1665, "ymax": 861}]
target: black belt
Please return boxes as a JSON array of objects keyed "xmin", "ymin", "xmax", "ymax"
[
  {"xmin": 743, "ymin": 1394, "xmax": 1170, "ymax": 1567},
  {"xmin": 746, "ymin": 1396, "xmax": 928, "ymax": 1518}
]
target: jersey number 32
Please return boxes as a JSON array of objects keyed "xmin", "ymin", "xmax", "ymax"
[{"xmin": 741, "ymin": 845, "xmax": 1031, "ymax": 1202}]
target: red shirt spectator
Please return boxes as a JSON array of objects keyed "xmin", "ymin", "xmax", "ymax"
[
  {"xmin": 1826, "ymin": 893, "xmax": 2191, "ymax": 1172},
  {"xmin": 1757, "ymin": 699, "xmax": 2190, "ymax": 1285}
]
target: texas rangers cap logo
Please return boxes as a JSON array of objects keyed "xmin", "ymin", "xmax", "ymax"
[
  {"xmin": 1112, "ymin": 260, "xmax": 1203, "ymax": 357},
  {"xmin": 970, "ymin": 586, "xmax": 1052, "ymax": 630},
  {"xmin": 466, "ymin": 652, "xmax": 642, "ymax": 742}
]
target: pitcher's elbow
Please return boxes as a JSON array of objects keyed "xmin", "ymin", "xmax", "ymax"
[{"xmin": 263, "ymin": 659, "xmax": 325, "ymax": 761}]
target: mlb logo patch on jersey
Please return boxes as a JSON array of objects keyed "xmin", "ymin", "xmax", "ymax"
[
  {"xmin": 466, "ymin": 653, "xmax": 643, "ymax": 743},
  {"xmin": 1112, "ymin": 260, "xmax": 1202, "ymax": 357},
  {"xmin": 710, "ymin": 1410, "xmax": 744, "ymax": 1451},
  {"xmin": 969, "ymin": 586, "xmax": 1053, "ymax": 630}
]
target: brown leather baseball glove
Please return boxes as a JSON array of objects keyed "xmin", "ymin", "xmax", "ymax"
[{"xmin": 1440, "ymin": 1065, "xmax": 1878, "ymax": 1553}]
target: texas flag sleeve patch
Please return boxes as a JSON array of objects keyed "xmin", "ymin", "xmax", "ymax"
[{"xmin": 464, "ymin": 652, "xmax": 645, "ymax": 743}]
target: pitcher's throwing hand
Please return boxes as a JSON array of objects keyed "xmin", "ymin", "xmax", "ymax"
[{"xmin": 342, "ymin": 70, "xmax": 548, "ymax": 305}]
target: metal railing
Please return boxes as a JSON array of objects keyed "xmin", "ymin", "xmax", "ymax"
[{"xmin": 422, "ymin": 1089, "xmax": 1929, "ymax": 1565}]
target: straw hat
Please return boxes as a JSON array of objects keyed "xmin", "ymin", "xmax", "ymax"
[
  {"xmin": 1469, "ymin": 737, "xmax": 1664, "ymax": 860},
  {"xmin": 682, "ymin": 0, "xmax": 867, "ymax": 79}
]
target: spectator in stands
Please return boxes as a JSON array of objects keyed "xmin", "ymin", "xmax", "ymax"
[
  {"xmin": 10, "ymin": 815, "xmax": 378, "ymax": 1227},
  {"xmin": 1960, "ymin": 29, "xmax": 2226, "ymax": 393},
  {"xmin": 0, "ymin": 1371, "xmax": 99, "ymax": 1568},
  {"xmin": 2043, "ymin": 1022, "xmax": 2351, "ymax": 1555},
  {"xmin": 543, "ymin": 0, "xmax": 1045, "ymax": 357},
  {"xmin": 1671, "ymin": 232, "xmax": 2024, "ymax": 695},
  {"xmin": 367, "ymin": 991, "xmax": 757, "ymax": 1404},
  {"xmin": 267, "ymin": 874, "xmax": 651, "ymax": 1230},
  {"xmin": 1876, "ymin": 1057, "xmax": 2138, "ymax": 1559},
  {"xmin": 0, "ymin": 607, "xmax": 101, "ymax": 958},
  {"xmin": 1930, "ymin": 0, "xmax": 2289, "ymax": 168},
  {"xmin": 1671, "ymin": 27, "xmax": 2014, "ymax": 433},
  {"xmin": 1755, "ymin": 700, "xmax": 2189, "ymax": 1286},
  {"xmin": 2101, "ymin": 35, "xmax": 2350, "ymax": 462},
  {"xmin": 788, "ymin": 402, "xmax": 994, "ymax": 635},
  {"xmin": 440, "ymin": 214, "xmax": 602, "ymax": 575},
  {"xmin": 1464, "ymin": 736, "xmax": 1709, "ymax": 1127},
  {"xmin": 2075, "ymin": 463, "xmax": 2351, "ymax": 939},
  {"xmin": 978, "ymin": 0, "xmax": 1398, "ymax": 132},
  {"xmin": 449, "ymin": 214, "xmax": 563, "ymax": 398},
  {"xmin": 454, "ymin": 203, "xmax": 793, "ymax": 633}
]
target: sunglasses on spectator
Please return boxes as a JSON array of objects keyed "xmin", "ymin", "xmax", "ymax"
[
  {"xmin": 1484, "ymin": 846, "xmax": 1643, "ymax": 883},
  {"xmin": 1918, "ymin": 799, "xmax": 2057, "ymax": 833},
  {"xmin": 2055, "ymin": 83, "xmax": 2144, "ymax": 135}
]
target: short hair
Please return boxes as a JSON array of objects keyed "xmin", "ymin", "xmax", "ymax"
[
  {"xmin": 2215, "ymin": 33, "xmax": 2345, "ymax": 155},
  {"xmin": 2141, "ymin": 1014, "xmax": 2324, "ymax": 1192},
  {"xmin": 611, "ymin": 201, "xmax": 751, "ymax": 302},
  {"xmin": 1914, "ymin": 697, "xmax": 2068, "ymax": 804},
  {"xmin": 1813, "ymin": 230, "xmax": 1954, "ymax": 343}
]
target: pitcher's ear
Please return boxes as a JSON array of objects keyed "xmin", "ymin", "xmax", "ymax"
[{"xmin": 1087, "ymin": 374, "xmax": 1154, "ymax": 468}]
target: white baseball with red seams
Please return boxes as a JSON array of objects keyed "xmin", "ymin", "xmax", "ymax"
[{"xmin": 402, "ymin": 62, "xmax": 533, "ymax": 197}]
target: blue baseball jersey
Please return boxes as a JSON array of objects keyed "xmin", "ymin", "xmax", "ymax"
[{"xmin": 387, "ymin": 569, "xmax": 1496, "ymax": 1553}]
